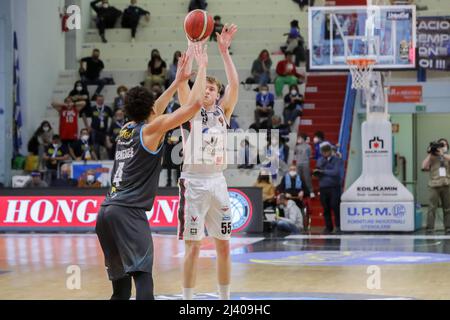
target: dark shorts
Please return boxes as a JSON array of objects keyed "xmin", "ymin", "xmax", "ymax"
[{"xmin": 95, "ymin": 205, "xmax": 153, "ymax": 281}]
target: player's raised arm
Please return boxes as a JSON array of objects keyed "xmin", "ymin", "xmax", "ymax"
[
  {"xmin": 152, "ymin": 52, "xmax": 194, "ymax": 116},
  {"xmin": 217, "ymin": 23, "xmax": 239, "ymax": 121},
  {"xmin": 142, "ymin": 43, "xmax": 207, "ymax": 149}
]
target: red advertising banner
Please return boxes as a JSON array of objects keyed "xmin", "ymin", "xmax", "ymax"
[
  {"xmin": 0, "ymin": 188, "xmax": 262, "ymax": 233},
  {"xmin": 388, "ymin": 86, "xmax": 423, "ymax": 103}
]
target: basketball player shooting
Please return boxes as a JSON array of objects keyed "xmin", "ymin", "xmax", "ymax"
[
  {"xmin": 95, "ymin": 43, "xmax": 208, "ymax": 300},
  {"xmin": 177, "ymin": 24, "xmax": 239, "ymax": 300}
]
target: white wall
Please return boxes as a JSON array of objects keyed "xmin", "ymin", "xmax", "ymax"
[{"xmin": 12, "ymin": 0, "xmax": 66, "ymax": 153}]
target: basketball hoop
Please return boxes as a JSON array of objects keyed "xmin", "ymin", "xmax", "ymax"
[{"xmin": 346, "ymin": 57, "xmax": 376, "ymax": 90}]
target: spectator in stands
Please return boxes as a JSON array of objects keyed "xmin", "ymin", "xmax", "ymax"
[
  {"xmin": 113, "ymin": 85, "xmax": 128, "ymax": 111},
  {"xmin": 210, "ymin": 15, "xmax": 224, "ymax": 42},
  {"xmin": 188, "ymin": 0, "xmax": 207, "ymax": 12},
  {"xmin": 275, "ymin": 52, "xmax": 303, "ymax": 97},
  {"xmin": 28, "ymin": 121, "xmax": 54, "ymax": 157},
  {"xmin": 151, "ymin": 83, "xmax": 164, "ymax": 100},
  {"xmin": 90, "ymin": 0, "xmax": 122, "ymax": 43},
  {"xmin": 313, "ymin": 131, "xmax": 329, "ymax": 160},
  {"xmin": 314, "ymin": 143, "xmax": 343, "ymax": 234},
  {"xmin": 292, "ymin": 0, "xmax": 314, "ymax": 11},
  {"xmin": 145, "ymin": 49, "xmax": 167, "ymax": 90},
  {"xmin": 24, "ymin": 171, "xmax": 48, "ymax": 188},
  {"xmin": 238, "ymin": 138, "xmax": 256, "ymax": 169},
  {"xmin": 51, "ymin": 97, "xmax": 85, "ymax": 149},
  {"xmin": 69, "ymin": 80, "xmax": 90, "ymax": 129},
  {"xmin": 43, "ymin": 135, "xmax": 70, "ymax": 182},
  {"xmin": 168, "ymin": 51, "xmax": 182, "ymax": 86},
  {"xmin": 79, "ymin": 49, "xmax": 106, "ymax": 97},
  {"xmin": 271, "ymin": 115, "xmax": 291, "ymax": 138},
  {"xmin": 282, "ymin": 20, "xmax": 306, "ymax": 66},
  {"xmin": 254, "ymin": 171, "xmax": 276, "ymax": 209},
  {"xmin": 78, "ymin": 169, "xmax": 102, "ymax": 188},
  {"xmin": 255, "ymin": 84, "xmax": 275, "ymax": 128},
  {"xmin": 70, "ymin": 128, "xmax": 98, "ymax": 161},
  {"xmin": 283, "ymin": 84, "xmax": 303, "ymax": 126},
  {"xmin": 162, "ymin": 130, "xmax": 181, "ymax": 187},
  {"xmin": 277, "ymin": 164, "xmax": 304, "ymax": 209},
  {"xmin": 295, "ymin": 133, "xmax": 315, "ymax": 198},
  {"xmin": 106, "ymin": 109, "xmax": 126, "ymax": 159},
  {"xmin": 87, "ymin": 95, "xmax": 113, "ymax": 159},
  {"xmin": 251, "ymin": 50, "xmax": 272, "ymax": 86},
  {"xmin": 51, "ymin": 163, "xmax": 78, "ymax": 187},
  {"xmin": 121, "ymin": 0, "xmax": 150, "ymax": 42},
  {"xmin": 273, "ymin": 194, "xmax": 303, "ymax": 234}
]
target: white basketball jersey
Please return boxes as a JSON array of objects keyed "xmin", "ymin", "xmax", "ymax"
[{"xmin": 181, "ymin": 105, "xmax": 228, "ymax": 174}]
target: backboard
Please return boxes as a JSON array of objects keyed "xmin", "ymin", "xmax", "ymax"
[{"xmin": 308, "ymin": 5, "xmax": 416, "ymax": 70}]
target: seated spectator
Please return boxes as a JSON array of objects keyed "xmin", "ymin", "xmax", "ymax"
[
  {"xmin": 78, "ymin": 169, "xmax": 102, "ymax": 188},
  {"xmin": 210, "ymin": 15, "xmax": 224, "ymax": 42},
  {"xmin": 230, "ymin": 114, "xmax": 240, "ymax": 130},
  {"xmin": 51, "ymin": 164, "xmax": 78, "ymax": 187},
  {"xmin": 277, "ymin": 164, "xmax": 304, "ymax": 209},
  {"xmin": 270, "ymin": 115, "xmax": 291, "ymax": 138},
  {"xmin": 283, "ymin": 84, "xmax": 303, "ymax": 126},
  {"xmin": 90, "ymin": 0, "xmax": 122, "ymax": 43},
  {"xmin": 51, "ymin": 97, "xmax": 85, "ymax": 148},
  {"xmin": 188, "ymin": 0, "xmax": 207, "ymax": 11},
  {"xmin": 254, "ymin": 171, "xmax": 276, "ymax": 209},
  {"xmin": 255, "ymin": 84, "xmax": 275, "ymax": 128},
  {"xmin": 69, "ymin": 80, "xmax": 90, "ymax": 128},
  {"xmin": 70, "ymin": 128, "xmax": 98, "ymax": 161},
  {"xmin": 86, "ymin": 95, "xmax": 113, "ymax": 159},
  {"xmin": 251, "ymin": 50, "xmax": 272, "ymax": 86},
  {"xmin": 106, "ymin": 109, "xmax": 126, "ymax": 159},
  {"xmin": 295, "ymin": 133, "xmax": 314, "ymax": 198},
  {"xmin": 43, "ymin": 135, "xmax": 70, "ymax": 182},
  {"xmin": 167, "ymin": 51, "xmax": 182, "ymax": 86},
  {"xmin": 28, "ymin": 121, "xmax": 54, "ymax": 170},
  {"xmin": 113, "ymin": 85, "xmax": 128, "ymax": 111},
  {"xmin": 273, "ymin": 194, "xmax": 303, "ymax": 234},
  {"xmin": 121, "ymin": 0, "xmax": 150, "ymax": 42},
  {"xmin": 275, "ymin": 52, "xmax": 303, "ymax": 97},
  {"xmin": 145, "ymin": 49, "xmax": 167, "ymax": 90},
  {"xmin": 79, "ymin": 49, "xmax": 106, "ymax": 97},
  {"xmin": 24, "ymin": 171, "xmax": 48, "ymax": 188}
]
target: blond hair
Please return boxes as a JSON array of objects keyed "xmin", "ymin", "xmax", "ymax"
[{"xmin": 206, "ymin": 76, "xmax": 222, "ymax": 93}]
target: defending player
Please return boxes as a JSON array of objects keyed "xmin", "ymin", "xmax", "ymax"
[
  {"xmin": 95, "ymin": 43, "xmax": 208, "ymax": 300},
  {"xmin": 177, "ymin": 24, "xmax": 239, "ymax": 300}
]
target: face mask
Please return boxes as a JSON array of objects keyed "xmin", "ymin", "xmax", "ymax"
[
  {"xmin": 43, "ymin": 126, "xmax": 50, "ymax": 132},
  {"xmin": 289, "ymin": 170, "xmax": 297, "ymax": 177},
  {"xmin": 297, "ymin": 139, "xmax": 303, "ymax": 144},
  {"xmin": 291, "ymin": 90, "xmax": 297, "ymax": 95},
  {"xmin": 443, "ymin": 147, "xmax": 448, "ymax": 153},
  {"xmin": 120, "ymin": 91, "xmax": 126, "ymax": 97},
  {"xmin": 87, "ymin": 175, "xmax": 95, "ymax": 183},
  {"xmin": 76, "ymin": 86, "xmax": 82, "ymax": 92},
  {"xmin": 53, "ymin": 143, "xmax": 59, "ymax": 148},
  {"xmin": 102, "ymin": 3, "xmax": 109, "ymax": 8},
  {"xmin": 261, "ymin": 90, "xmax": 268, "ymax": 95},
  {"xmin": 81, "ymin": 135, "xmax": 89, "ymax": 142},
  {"xmin": 313, "ymin": 137, "xmax": 320, "ymax": 144}
]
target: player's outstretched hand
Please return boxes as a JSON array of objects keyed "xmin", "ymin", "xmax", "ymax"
[
  {"xmin": 175, "ymin": 52, "xmax": 195, "ymax": 83},
  {"xmin": 192, "ymin": 42, "xmax": 208, "ymax": 67},
  {"xmin": 216, "ymin": 23, "xmax": 238, "ymax": 54}
]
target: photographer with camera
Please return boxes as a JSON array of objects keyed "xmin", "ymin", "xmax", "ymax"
[
  {"xmin": 422, "ymin": 138, "xmax": 450, "ymax": 233},
  {"xmin": 314, "ymin": 143, "xmax": 343, "ymax": 234}
]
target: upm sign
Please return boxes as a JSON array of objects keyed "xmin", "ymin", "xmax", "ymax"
[{"xmin": 0, "ymin": 196, "xmax": 179, "ymax": 229}]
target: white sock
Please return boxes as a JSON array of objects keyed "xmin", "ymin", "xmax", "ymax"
[
  {"xmin": 182, "ymin": 288, "xmax": 194, "ymax": 300},
  {"xmin": 218, "ymin": 284, "xmax": 230, "ymax": 300}
]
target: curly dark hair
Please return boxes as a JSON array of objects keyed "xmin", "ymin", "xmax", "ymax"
[{"xmin": 124, "ymin": 86, "xmax": 155, "ymax": 122}]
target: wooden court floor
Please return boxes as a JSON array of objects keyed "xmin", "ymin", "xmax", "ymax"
[{"xmin": 1, "ymin": 233, "xmax": 450, "ymax": 300}]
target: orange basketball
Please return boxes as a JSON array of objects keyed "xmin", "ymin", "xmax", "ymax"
[{"xmin": 183, "ymin": 9, "xmax": 214, "ymax": 42}]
